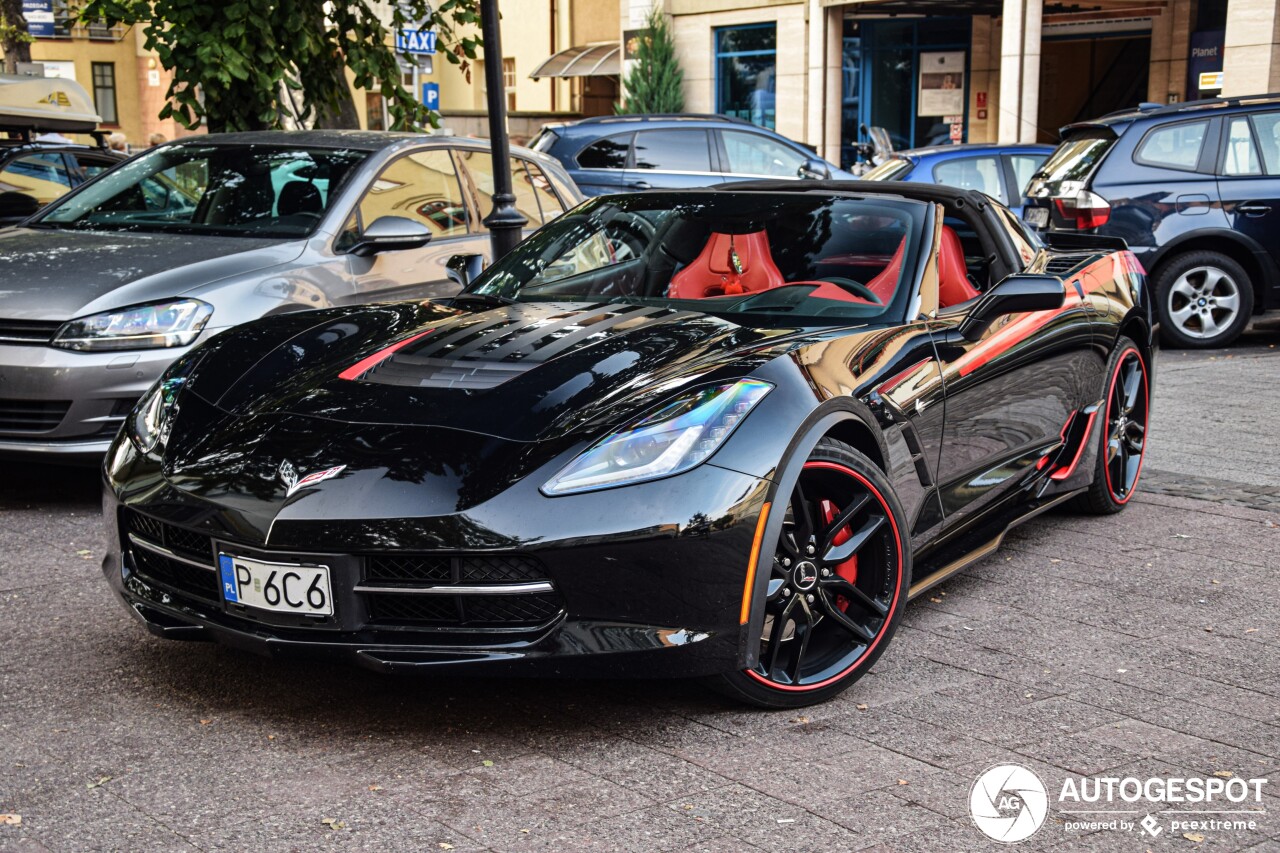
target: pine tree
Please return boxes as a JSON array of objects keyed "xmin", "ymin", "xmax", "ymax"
[{"xmin": 618, "ymin": 9, "xmax": 684, "ymax": 114}]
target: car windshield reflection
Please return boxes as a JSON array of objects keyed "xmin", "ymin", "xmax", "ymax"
[
  {"xmin": 33, "ymin": 143, "xmax": 370, "ymax": 239},
  {"xmin": 470, "ymin": 192, "xmax": 924, "ymax": 326}
]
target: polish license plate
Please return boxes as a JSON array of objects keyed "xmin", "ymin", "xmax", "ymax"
[
  {"xmin": 218, "ymin": 553, "xmax": 333, "ymax": 616},
  {"xmin": 1024, "ymin": 206, "xmax": 1049, "ymax": 228}
]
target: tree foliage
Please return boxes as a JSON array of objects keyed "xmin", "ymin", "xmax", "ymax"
[
  {"xmin": 0, "ymin": 0, "xmax": 34, "ymax": 74},
  {"xmin": 78, "ymin": 0, "xmax": 482, "ymax": 132},
  {"xmin": 617, "ymin": 9, "xmax": 683, "ymax": 115}
]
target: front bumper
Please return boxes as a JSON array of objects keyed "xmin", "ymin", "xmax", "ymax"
[
  {"xmin": 0, "ymin": 335, "xmax": 211, "ymax": 459},
  {"xmin": 100, "ymin": 462, "xmax": 770, "ymax": 679}
]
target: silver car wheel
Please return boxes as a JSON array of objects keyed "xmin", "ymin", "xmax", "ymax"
[{"xmin": 1167, "ymin": 266, "xmax": 1241, "ymax": 340}]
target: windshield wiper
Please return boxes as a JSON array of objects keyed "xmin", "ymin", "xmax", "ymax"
[{"xmin": 450, "ymin": 292, "xmax": 517, "ymax": 308}]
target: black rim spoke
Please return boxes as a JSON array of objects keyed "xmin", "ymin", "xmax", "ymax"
[
  {"xmin": 820, "ymin": 492, "xmax": 871, "ymax": 552},
  {"xmin": 821, "ymin": 575, "xmax": 890, "ymax": 618},
  {"xmin": 1105, "ymin": 353, "xmax": 1147, "ymax": 500},
  {"xmin": 818, "ymin": 593, "xmax": 876, "ymax": 642},
  {"xmin": 1121, "ymin": 361, "xmax": 1142, "ymax": 412},
  {"xmin": 823, "ymin": 513, "xmax": 886, "ymax": 565},
  {"xmin": 790, "ymin": 480, "xmax": 815, "ymax": 548}
]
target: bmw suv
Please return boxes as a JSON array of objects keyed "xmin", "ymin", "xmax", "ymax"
[
  {"xmin": 1023, "ymin": 94, "xmax": 1280, "ymax": 348},
  {"xmin": 531, "ymin": 114, "xmax": 854, "ymax": 196}
]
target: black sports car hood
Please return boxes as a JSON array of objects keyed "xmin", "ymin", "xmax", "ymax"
[{"xmin": 181, "ymin": 299, "xmax": 806, "ymax": 444}]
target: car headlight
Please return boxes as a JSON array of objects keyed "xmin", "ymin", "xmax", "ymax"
[
  {"xmin": 127, "ymin": 350, "xmax": 201, "ymax": 453},
  {"xmin": 542, "ymin": 379, "xmax": 772, "ymax": 496},
  {"xmin": 52, "ymin": 299, "xmax": 213, "ymax": 352}
]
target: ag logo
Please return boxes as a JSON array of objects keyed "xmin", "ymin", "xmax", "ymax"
[{"xmin": 969, "ymin": 764, "xmax": 1049, "ymax": 843}]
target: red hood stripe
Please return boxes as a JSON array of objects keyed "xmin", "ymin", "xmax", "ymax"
[{"xmin": 338, "ymin": 329, "xmax": 435, "ymax": 381}]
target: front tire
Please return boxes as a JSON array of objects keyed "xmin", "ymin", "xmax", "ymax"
[
  {"xmin": 1154, "ymin": 251, "xmax": 1253, "ymax": 348},
  {"xmin": 714, "ymin": 438, "xmax": 910, "ymax": 709},
  {"xmin": 1074, "ymin": 336, "xmax": 1150, "ymax": 515}
]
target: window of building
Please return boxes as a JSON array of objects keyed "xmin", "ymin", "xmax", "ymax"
[
  {"xmin": 720, "ymin": 130, "xmax": 806, "ymax": 177},
  {"xmin": 366, "ymin": 90, "xmax": 386, "ymax": 131},
  {"xmin": 91, "ymin": 62, "xmax": 118, "ymax": 125},
  {"xmin": 632, "ymin": 130, "xmax": 712, "ymax": 172},
  {"xmin": 577, "ymin": 134, "xmax": 632, "ymax": 169},
  {"xmin": 50, "ymin": 0, "xmax": 73, "ymax": 37},
  {"xmin": 715, "ymin": 24, "xmax": 777, "ymax": 130},
  {"xmin": 359, "ymin": 149, "xmax": 470, "ymax": 238},
  {"xmin": 1135, "ymin": 120, "xmax": 1208, "ymax": 171},
  {"xmin": 503, "ymin": 58, "xmax": 517, "ymax": 111}
]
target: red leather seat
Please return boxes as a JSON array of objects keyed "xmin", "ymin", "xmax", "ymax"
[
  {"xmin": 668, "ymin": 231, "xmax": 785, "ymax": 299},
  {"xmin": 864, "ymin": 238, "xmax": 906, "ymax": 304},
  {"xmin": 938, "ymin": 225, "xmax": 980, "ymax": 308}
]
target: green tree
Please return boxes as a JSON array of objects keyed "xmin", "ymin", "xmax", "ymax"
[
  {"xmin": 617, "ymin": 8, "xmax": 683, "ymax": 115},
  {"xmin": 77, "ymin": 0, "xmax": 482, "ymax": 132},
  {"xmin": 0, "ymin": 0, "xmax": 34, "ymax": 74}
]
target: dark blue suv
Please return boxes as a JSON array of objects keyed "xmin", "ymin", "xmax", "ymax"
[
  {"xmin": 530, "ymin": 114, "xmax": 854, "ymax": 197},
  {"xmin": 1023, "ymin": 94, "xmax": 1280, "ymax": 348}
]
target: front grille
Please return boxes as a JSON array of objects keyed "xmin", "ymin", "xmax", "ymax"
[
  {"xmin": 122, "ymin": 511, "xmax": 219, "ymax": 602},
  {"xmin": 366, "ymin": 592, "xmax": 562, "ymax": 628},
  {"xmin": 0, "ymin": 318, "xmax": 60, "ymax": 345},
  {"xmin": 0, "ymin": 399, "xmax": 70, "ymax": 433},
  {"xmin": 362, "ymin": 553, "xmax": 562, "ymax": 629}
]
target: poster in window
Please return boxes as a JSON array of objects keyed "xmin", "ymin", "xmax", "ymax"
[{"xmin": 918, "ymin": 51, "xmax": 965, "ymax": 117}]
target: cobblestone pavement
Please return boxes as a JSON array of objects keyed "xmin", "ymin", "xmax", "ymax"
[{"xmin": 1, "ymin": 335, "xmax": 1277, "ymax": 852}]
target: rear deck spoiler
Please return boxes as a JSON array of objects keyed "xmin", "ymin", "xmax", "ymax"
[{"xmin": 1041, "ymin": 231, "xmax": 1129, "ymax": 253}]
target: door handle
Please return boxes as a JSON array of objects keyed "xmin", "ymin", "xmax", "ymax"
[
  {"xmin": 628, "ymin": 181, "xmax": 651, "ymax": 191},
  {"xmin": 1237, "ymin": 202, "xmax": 1271, "ymax": 216}
]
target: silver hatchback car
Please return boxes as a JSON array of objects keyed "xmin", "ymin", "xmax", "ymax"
[{"xmin": 0, "ymin": 130, "xmax": 581, "ymax": 459}]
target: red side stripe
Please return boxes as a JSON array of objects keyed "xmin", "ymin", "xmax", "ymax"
[{"xmin": 338, "ymin": 329, "xmax": 434, "ymax": 381}]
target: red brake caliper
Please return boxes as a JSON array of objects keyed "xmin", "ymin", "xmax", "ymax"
[{"xmin": 819, "ymin": 499, "xmax": 858, "ymax": 611}]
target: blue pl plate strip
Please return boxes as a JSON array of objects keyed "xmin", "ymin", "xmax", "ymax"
[{"xmin": 218, "ymin": 555, "xmax": 239, "ymax": 603}]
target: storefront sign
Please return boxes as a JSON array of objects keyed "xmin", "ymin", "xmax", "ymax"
[
  {"xmin": 1187, "ymin": 30, "xmax": 1224, "ymax": 97},
  {"xmin": 918, "ymin": 51, "xmax": 965, "ymax": 117},
  {"xmin": 976, "ymin": 91, "xmax": 987, "ymax": 108},
  {"xmin": 21, "ymin": 0, "xmax": 54, "ymax": 38},
  {"xmin": 397, "ymin": 29, "xmax": 437, "ymax": 55}
]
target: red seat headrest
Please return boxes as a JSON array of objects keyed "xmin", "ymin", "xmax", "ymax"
[
  {"xmin": 938, "ymin": 225, "xmax": 980, "ymax": 308},
  {"xmin": 669, "ymin": 230, "xmax": 785, "ymax": 299}
]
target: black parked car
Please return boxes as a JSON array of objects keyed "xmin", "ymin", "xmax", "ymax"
[
  {"xmin": 1023, "ymin": 93, "xmax": 1280, "ymax": 348},
  {"xmin": 530, "ymin": 114, "xmax": 855, "ymax": 196},
  {"xmin": 103, "ymin": 182, "xmax": 1152, "ymax": 708}
]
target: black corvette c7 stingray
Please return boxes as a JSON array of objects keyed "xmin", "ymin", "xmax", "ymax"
[{"xmin": 102, "ymin": 181, "xmax": 1153, "ymax": 708}]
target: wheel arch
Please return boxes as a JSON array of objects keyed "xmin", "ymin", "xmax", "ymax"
[{"xmin": 1147, "ymin": 230, "xmax": 1275, "ymax": 315}]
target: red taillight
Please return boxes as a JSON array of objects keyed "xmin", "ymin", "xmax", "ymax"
[{"xmin": 1054, "ymin": 190, "xmax": 1110, "ymax": 230}]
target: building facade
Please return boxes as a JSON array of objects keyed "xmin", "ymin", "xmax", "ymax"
[{"xmin": 645, "ymin": 0, "xmax": 1262, "ymax": 168}]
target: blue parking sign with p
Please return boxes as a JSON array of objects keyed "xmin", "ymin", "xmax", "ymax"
[{"xmin": 422, "ymin": 82, "xmax": 440, "ymax": 111}]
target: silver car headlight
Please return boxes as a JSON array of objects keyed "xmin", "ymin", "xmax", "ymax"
[
  {"xmin": 542, "ymin": 379, "xmax": 772, "ymax": 496},
  {"xmin": 52, "ymin": 299, "xmax": 213, "ymax": 352}
]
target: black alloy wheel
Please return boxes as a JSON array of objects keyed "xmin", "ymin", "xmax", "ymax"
[
  {"xmin": 1075, "ymin": 336, "xmax": 1150, "ymax": 515},
  {"xmin": 714, "ymin": 438, "xmax": 909, "ymax": 708}
]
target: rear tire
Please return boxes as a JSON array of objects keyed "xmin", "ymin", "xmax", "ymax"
[
  {"xmin": 1073, "ymin": 336, "xmax": 1150, "ymax": 515},
  {"xmin": 712, "ymin": 438, "xmax": 910, "ymax": 709},
  {"xmin": 1154, "ymin": 250, "xmax": 1252, "ymax": 348}
]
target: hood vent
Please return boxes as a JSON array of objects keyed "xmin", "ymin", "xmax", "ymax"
[{"xmin": 359, "ymin": 301, "xmax": 692, "ymax": 390}]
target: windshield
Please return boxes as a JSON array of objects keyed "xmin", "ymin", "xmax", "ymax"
[
  {"xmin": 35, "ymin": 143, "xmax": 369, "ymax": 238},
  {"xmin": 470, "ymin": 192, "xmax": 926, "ymax": 326},
  {"xmin": 1029, "ymin": 130, "xmax": 1115, "ymax": 193}
]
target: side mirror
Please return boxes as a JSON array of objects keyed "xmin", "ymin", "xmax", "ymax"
[
  {"xmin": 798, "ymin": 158, "xmax": 831, "ymax": 181},
  {"xmin": 446, "ymin": 253, "xmax": 486, "ymax": 288},
  {"xmin": 958, "ymin": 274, "xmax": 1064, "ymax": 342},
  {"xmin": 348, "ymin": 215, "xmax": 432, "ymax": 257}
]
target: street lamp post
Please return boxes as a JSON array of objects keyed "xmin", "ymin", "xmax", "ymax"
[{"xmin": 479, "ymin": 0, "xmax": 527, "ymax": 261}]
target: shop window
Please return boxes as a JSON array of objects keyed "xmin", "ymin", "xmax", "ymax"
[
  {"xmin": 577, "ymin": 134, "xmax": 632, "ymax": 169},
  {"xmin": 715, "ymin": 24, "xmax": 777, "ymax": 130},
  {"xmin": 632, "ymin": 130, "xmax": 711, "ymax": 172},
  {"xmin": 91, "ymin": 62, "xmax": 118, "ymax": 126},
  {"xmin": 1249, "ymin": 112, "xmax": 1280, "ymax": 175},
  {"xmin": 1223, "ymin": 117, "xmax": 1262, "ymax": 176},
  {"xmin": 503, "ymin": 58, "xmax": 517, "ymax": 112},
  {"xmin": 1135, "ymin": 120, "xmax": 1207, "ymax": 171},
  {"xmin": 720, "ymin": 130, "xmax": 806, "ymax": 177}
]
